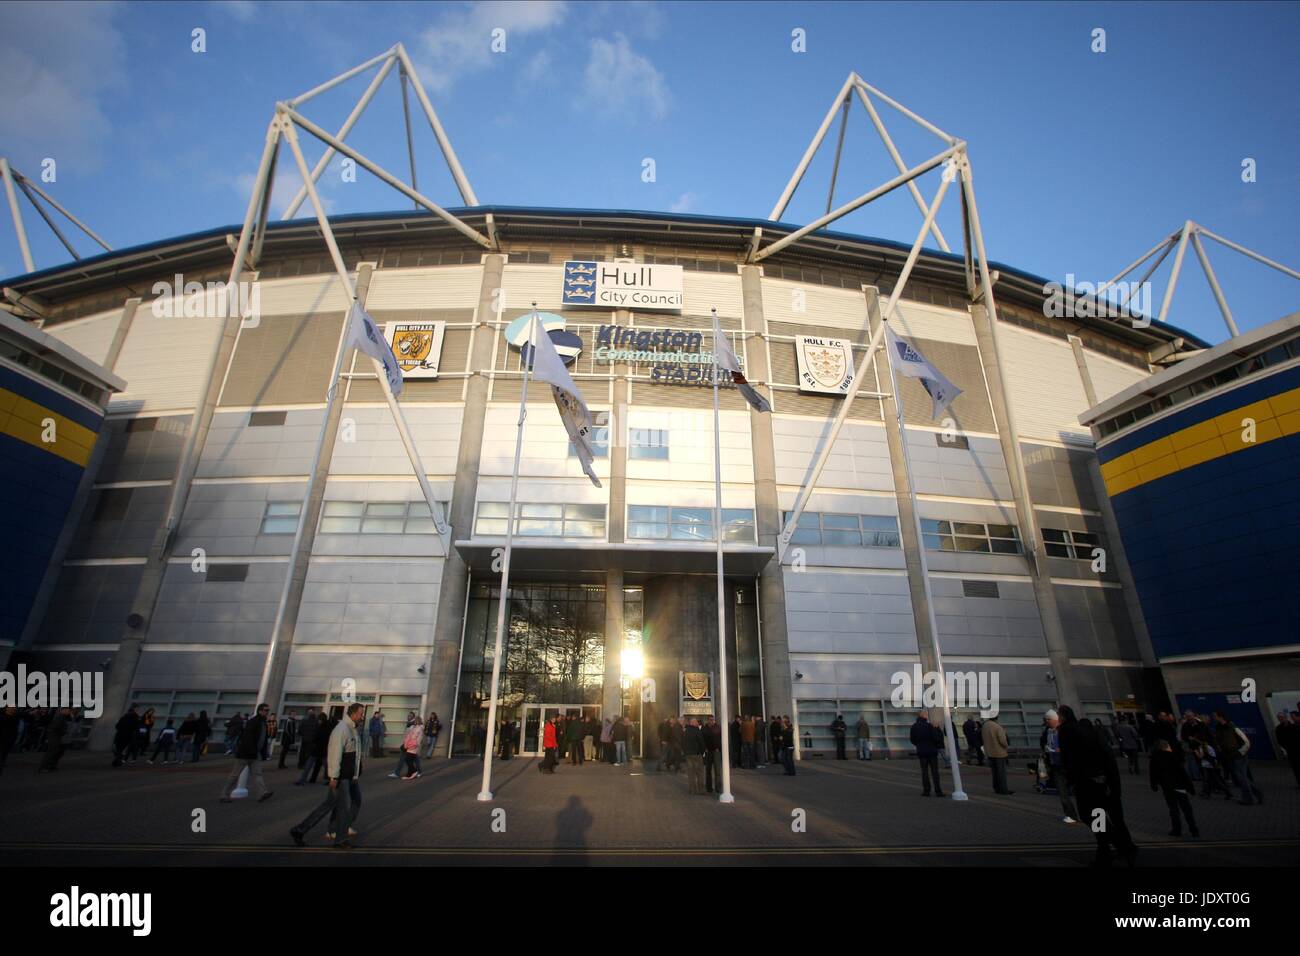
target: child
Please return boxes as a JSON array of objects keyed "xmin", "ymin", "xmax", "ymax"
[
  {"xmin": 1150, "ymin": 739, "xmax": 1199, "ymax": 837},
  {"xmin": 1192, "ymin": 741, "xmax": 1232, "ymax": 799},
  {"xmin": 149, "ymin": 719, "xmax": 178, "ymax": 764}
]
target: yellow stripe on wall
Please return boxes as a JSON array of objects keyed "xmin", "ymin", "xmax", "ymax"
[
  {"xmin": 0, "ymin": 387, "xmax": 98, "ymax": 467},
  {"xmin": 1100, "ymin": 385, "xmax": 1300, "ymax": 498}
]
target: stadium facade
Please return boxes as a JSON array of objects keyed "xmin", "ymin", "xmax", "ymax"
[{"xmin": 2, "ymin": 206, "xmax": 1213, "ymax": 755}]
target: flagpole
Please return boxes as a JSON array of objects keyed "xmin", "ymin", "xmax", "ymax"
[
  {"xmin": 711, "ymin": 308, "xmax": 735, "ymax": 803},
  {"xmin": 478, "ymin": 305, "xmax": 537, "ymax": 801},
  {"xmin": 881, "ymin": 320, "xmax": 967, "ymax": 801}
]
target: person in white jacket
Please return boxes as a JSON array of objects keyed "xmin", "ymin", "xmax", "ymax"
[{"xmin": 291, "ymin": 703, "xmax": 365, "ymax": 848}]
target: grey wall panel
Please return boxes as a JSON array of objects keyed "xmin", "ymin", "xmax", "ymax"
[
  {"xmin": 173, "ymin": 481, "xmax": 307, "ymax": 557},
  {"xmin": 904, "ymin": 431, "xmax": 1012, "ymax": 500},
  {"xmin": 929, "ymin": 576, "xmax": 1045, "ymax": 658},
  {"xmin": 36, "ymin": 563, "xmax": 146, "ymax": 644},
  {"xmin": 1021, "ymin": 442, "xmax": 1100, "ymax": 511},
  {"xmin": 296, "ymin": 558, "xmax": 444, "ymax": 648},
  {"xmin": 894, "ymin": 339, "xmax": 996, "ymax": 433},
  {"xmin": 131, "ymin": 649, "xmax": 267, "ymax": 690},
  {"xmin": 198, "ymin": 409, "xmax": 326, "ymax": 478},
  {"xmin": 329, "ymin": 406, "xmax": 462, "ymax": 477},
  {"xmin": 96, "ymin": 416, "xmax": 190, "ymax": 483},
  {"xmin": 783, "ymin": 570, "xmax": 919, "ymax": 656},
  {"xmin": 147, "ymin": 561, "xmax": 287, "ymax": 644},
  {"xmin": 69, "ymin": 485, "xmax": 170, "ymax": 560}
]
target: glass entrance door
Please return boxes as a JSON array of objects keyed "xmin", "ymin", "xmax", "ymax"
[{"xmin": 519, "ymin": 704, "xmax": 600, "ymax": 756}]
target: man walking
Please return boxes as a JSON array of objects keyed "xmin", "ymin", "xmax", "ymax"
[
  {"xmin": 220, "ymin": 703, "xmax": 275, "ymax": 804},
  {"xmin": 910, "ymin": 710, "xmax": 944, "ymax": 797},
  {"xmin": 741, "ymin": 714, "xmax": 758, "ymax": 768},
  {"xmin": 1042, "ymin": 709, "xmax": 1079, "ymax": 824},
  {"xmin": 981, "ymin": 714, "xmax": 1013, "ymax": 794},
  {"xmin": 780, "ymin": 716, "xmax": 796, "ymax": 776},
  {"xmin": 1274, "ymin": 711, "xmax": 1300, "ymax": 786},
  {"xmin": 298, "ymin": 710, "xmax": 319, "ymax": 770},
  {"xmin": 703, "ymin": 715, "xmax": 723, "ymax": 793},
  {"xmin": 423, "ymin": 712, "xmax": 442, "ymax": 759},
  {"xmin": 38, "ymin": 707, "xmax": 71, "ymax": 773},
  {"xmin": 1212, "ymin": 711, "xmax": 1263, "ymax": 805},
  {"xmin": 1060, "ymin": 705, "xmax": 1137, "ymax": 866},
  {"xmin": 613, "ymin": 715, "xmax": 629, "ymax": 766},
  {"xmin": 1116, "ymin": 715, "xmax": 1140, "ymax": 774},
  {"xmin": 291, "ymin": 702, "xmax": 365, "ymax": 847},
  {"xmin": 112, "ymin": 704, "xmax": 141, "ymax": 767},
  {"xmin": 963, "ymin": 715, "xmax": 984, "ymax": 766},
  {"xmin": 682, "ymin": 717, "xmax": 707, "ymax": 795}
]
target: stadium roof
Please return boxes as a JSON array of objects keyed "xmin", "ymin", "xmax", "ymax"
[{"xmin": 1, "ymin": 205, "xmax": 1210, "ymax": 351}]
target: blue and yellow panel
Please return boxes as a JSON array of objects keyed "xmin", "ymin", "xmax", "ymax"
[
  {"xmin": 0, "ymin": 364, "xmax": 105, "ymax": 642},
  {"xmin": 1094, "ymin": 365, "xmax": 1300, "ymax": 658}
]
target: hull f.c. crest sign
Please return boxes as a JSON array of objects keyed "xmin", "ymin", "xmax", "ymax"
[
  {"xmin": 795, "ymin": 335, "xmax": 855, "ymax": 395},
  {"xmin": 385, "ymin": 321, "xmax": 446, "ymax": 379},
  {"xmin": 683, "ymin": 672, "xmax": 710, "ymax": 701}
]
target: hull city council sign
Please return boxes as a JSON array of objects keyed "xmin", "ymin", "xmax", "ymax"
[
  {"xmin": 795, "ymin": 335, "xmax": 855, "ymax": 395},
  {"xmin": 561, "ymin": 260, "xmax": 684, "ymax": 310}
]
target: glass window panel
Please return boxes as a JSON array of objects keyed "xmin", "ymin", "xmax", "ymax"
[
  {"xmin": 955, "ymin": 536, "xmax": 991, "ymax": 553},
  {"xmin": 990, "ymin": 538, "xmax": 1022, "ymax": 555},
  {"xmin": 366, "ymin": 503, "xmax": 406, "ymax": 516},
  {"xmin": 520, "ymin": 503, "xmax": 562, "ymax": 518},
  {"xmin": 628, "ymin": 521, "xmax": 669, "ymax": 539},
  {"xmin": 564, "ymin": 520, "xmax": 605, "ymax": 538},
  {"xmin": 475, "ymin": 517, "xmax": 508, "ymax": 535},
  {"xmin": 630, "ymin": 505, "xmax": 668, "ymax": 523},
  {"xmin": 320, "ymin": 516, "xmax": 362, "ymax": 533},
  {"xmin": 822, "ymin": 513, "xmax": 859, "ymax": 530},
  {"xmin": 565, "ymin": 503, "xmax": 605, "ymax": 521},
  {"xmin": 922, "ymin": 534, "xmax": 945, "ymax": 550},
  {"xmin": 517, "ymin": 519, "xmax": 562, "ymax": 536},
  {"xmin": 261, "ymin": 516, "xmax": 298, "ymax": 534},
  {"xmin": 1045, "ymin": 543, "xmax": 1072, "ymax": 558},
  {"xmin": 671, "ymin": 522, "xmax": 712, "ymax": 541},
  {"xmin": 477, "ymin": 501, "xmax": 509, "ymax": 518},
  {"xmin": 672, "ymin": 507, "xmax": 712, "ymax": 527},
  {"xmin": 867, "ymin": 531, "xmax": 901, "ymax": 548},
  {"xmin": 987, "ymin": 524, "xmax": 1016, "ymax": 538},
  {"xmin": 266, "ymin": 501, "xmax": 301, "ymax": 516},
  {"xmin": 1072, "ymin": 531, "xmax": 1100, "ymax": 547},
  {"xmin": 860, "ymin": 515, "xmax": 899, "ymax": 532},
  {"xmin": 324, "ymin": 501, "xmax": 364, "ymax": 516},
  {"xmin": 953, "ymin": 522, "xmax": 985, "ymax": 535},
  {"xmin": 1041, "ymin": 528, "xmax": 1067, "ymax": 542},
  {"xmin": 920, "ymin": 519, "xmax": 951, "ymax": 534}
]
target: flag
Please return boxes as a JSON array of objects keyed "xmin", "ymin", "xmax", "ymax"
[
  {"xmin": 346, "ymin": 302, "xmax": 403, "ymax": 397},
  {"xmin": 711, "ymin": 312, "xmax": 771, "ymax": 413},
  {"xmin": 884, "ymin": 325, "xmax": 962, "ymax": 420},
  {"xmin": 524, "ymin": 313, "xmax": 602, "ymax": 487}
]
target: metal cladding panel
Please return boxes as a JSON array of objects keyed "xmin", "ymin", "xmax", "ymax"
[
  {"xmin": 501, "ymin": 263, "xmax": 566, "ymax": 312},
  {"xmin": 1000, "ymin": 324, "xmax": 1092, "ymax": 441},
  {"xmin": 682, "ymin": 270, "xmax": 743, "ymax": 319},
  {"xmin": 1110, "ymin": 429, "xmax": 1300, "ymax": 659},
  {"xmin": 892, "ymin": 301, "xmax": 978, "ymax": 346},
  {"xmin": 108, "ymin": 311, "xmax": 223, "ymax": 414},
  {"xmin": 255, "ymin": 273, "xmax": 351, "ymax": 316},
  {"xmin": 44, "ymin": 308, "xmax": 123, "ymax": 366},
  {"xmin": 894, "ymin": 338, "xmax": 995, "ymax": 433},
  {"xmin": 347, "ymin": 308, "xmax": 474, "ymax": 403},
  {"xmin": 365, "ymin": 265, "xmax": 484, "ymax": 310},
  {"xmin": 760, "ymin": 277, "xmax": 866, "ymax": 332},
  {"xmin": 1085, "ymin": 349, "xmax": 1150, "ymax": 405},
  {"xmin": 219, "ymin": 310, "xmax": 347, "ymax": 407},
  {"xmin": 772, "ymin": 417, "xmax": 894, "ymax": 493}
]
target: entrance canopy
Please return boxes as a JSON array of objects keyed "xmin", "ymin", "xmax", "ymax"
[{"xmin": 453, "ymin": 538, "xmax": 774, "ymax": 579}]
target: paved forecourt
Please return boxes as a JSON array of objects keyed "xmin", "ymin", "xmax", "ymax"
[{"xmin": 0, "ymin": 750, "xmax": 1295, "ymax": 866}]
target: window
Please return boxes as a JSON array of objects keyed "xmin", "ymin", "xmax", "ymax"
[
  {"xmin": 568, "ymin": 411, "xmax": 610, "ymax": 459},
  {"xmin": 260, "ymin": 501, "xmax": 301, "ymax": 534},
  {"xmin": 1042, "ymin": 528, "xmax": 1102, "ymax": 559},
  {"xmin": 248, "ymin": 411, "xmax": 287, "ymax": 427},
  {"xmin": 962, "ymin": 579, "xmax": 1000, "ymax": 599},
  {"xmin": 629, "ymin": 428, "xmax": 669, "ymax": 460},
  {"xmin": 92, "ymin": 488, "xmax": 132, "ymax": 522},
  {"xmin": 319, "ymin": 500, "xmax": 447, "ymax": 534},
  {"xmin": 207, "ymin": 564, "xmax": 249, "ymax": 583},
  {"xmin": 625, "ymin": 506, "xmax": 757, "ymax": 543},
  {"xmin": 922, "ymin": 519, "xmax": 1022, "ymax": 554},
  {"xmin": 474, "ymin": 501, "xmax": 607, "ymax": 538},
  {"xmin": 781, "ymin": 512, "xmax": 901, "ymax": 548}
]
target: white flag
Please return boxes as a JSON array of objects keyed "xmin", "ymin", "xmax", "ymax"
[
  {"xmin": 346, "ymin": 302, "xmax": 403, "ymax": 397},
  {"xmin": 711, "ymin": 311, "xmax": 771, "ymax": 413},
  {"xmin": 524, "ymin": 313, "xmax": 602, "ymax": 487},
  {"xmin": 885, "ymin": 325, "xmax": 962, "ymax": 420}
]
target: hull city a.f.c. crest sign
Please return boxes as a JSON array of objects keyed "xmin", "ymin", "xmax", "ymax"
[
  {"xmin": 385, "ymin": 321, "xmax": 446, "ymax": 379},
  {"xmin": 795, "ymin": 335, "xmax": 855, "ymax": 395},
  {"xmin": 683, "ymin": 672, "xmax": 710, "ymax": 701}
]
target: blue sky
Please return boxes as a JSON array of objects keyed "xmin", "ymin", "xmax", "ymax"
[{"xmin": 1, "ymin": 0, "xmax": 1297, "ymax": 344}]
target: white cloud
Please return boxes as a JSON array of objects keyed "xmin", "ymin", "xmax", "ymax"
[
  {"xmin": 669, "ymin": 192, "xmax": 697, "ymax": 214},
  {"xmin": 415, "ymin": 0, "xmax": 569, "ymax": 93},
  {"xmin": 212, "ymin": 0, "xmax": 258, "ymax": 22},
  {"xmin": 583, "ymin": 34, "xmax": 670, "ymax": 121},
  {"xmin": 0, "ymin": 1, "xmax": 128, "ymax": 168},
  {"xmin": 520, "ymin": 49, "xmax": 553, "ymax": 85}
]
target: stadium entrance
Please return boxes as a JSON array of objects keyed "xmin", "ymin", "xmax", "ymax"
[{"xmin": 518, "ymin": 703, "xmax": 602, "ymax": 756}]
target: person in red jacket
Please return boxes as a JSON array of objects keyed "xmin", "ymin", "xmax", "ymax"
[{"xmin": 539, "ymin": 717, "xmax": 559, "ymax": 774}]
